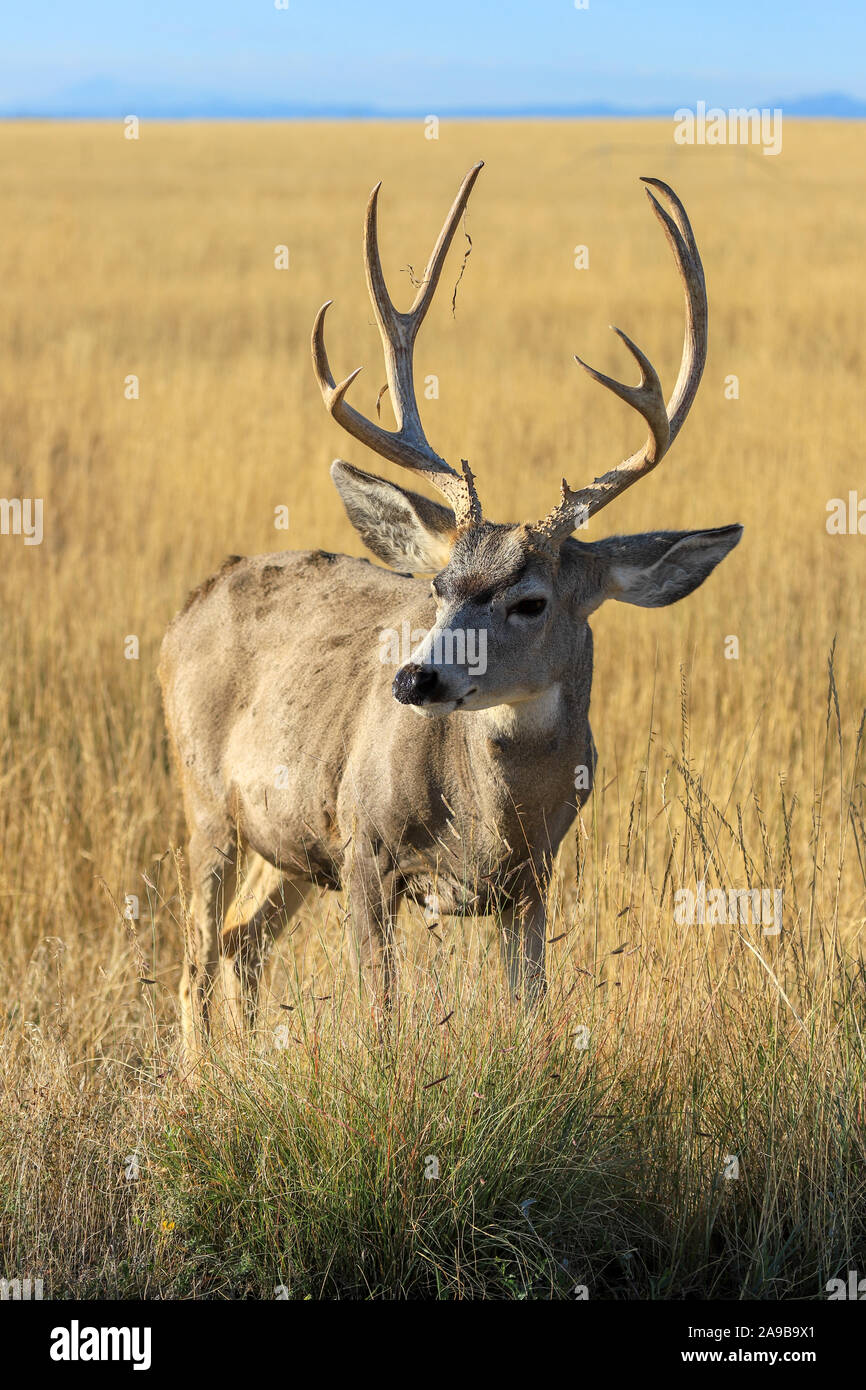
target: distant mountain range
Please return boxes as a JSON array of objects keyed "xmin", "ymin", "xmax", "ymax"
[{"xmin": 3, "ymin": 86, "xmax": 866, "ymax": 120}]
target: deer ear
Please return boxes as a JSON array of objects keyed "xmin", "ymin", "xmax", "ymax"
[
  {"xmin": 330, "ymin": 460, "xmax": 457, "ymax": 572},
  {"xmin": 591, "ymin": 524, "xmax": 743, "ymax": 609}
]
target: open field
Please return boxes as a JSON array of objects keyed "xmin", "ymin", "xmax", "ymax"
[{"xmin": 1, "ymin": 119, "xmax": 865, "ymax": 1298}]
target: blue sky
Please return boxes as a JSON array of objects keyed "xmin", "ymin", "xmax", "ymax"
[{"xmin": 1, "ymin": 1, "xmax": 864, "ymax": 116}]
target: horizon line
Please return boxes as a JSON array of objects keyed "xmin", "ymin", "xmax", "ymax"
[{"xmin": 2, "ymin": 91, "xmax": 866, "ymax": 122}]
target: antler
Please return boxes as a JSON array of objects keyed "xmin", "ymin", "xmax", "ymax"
[
  {"xmin": 533, "ymin": 177, "xmax": 708, "ymax": 547},
  {"xmin": 312, "ymin": 163, "xmax": 484, "ymax": 529}
]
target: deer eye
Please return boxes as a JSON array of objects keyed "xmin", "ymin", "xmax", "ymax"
[{"xmin": 507, "ymin": 597, "xmax": 547, "ymax": 618}]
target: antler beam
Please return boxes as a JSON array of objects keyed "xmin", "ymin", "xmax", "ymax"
[
  {"xmin": 312, "ymin": 163, "xmax": 485, "ymax": 529},
  {"xmin": 533, "ymin": 178, "xmax": 708, "ymax": 546}
]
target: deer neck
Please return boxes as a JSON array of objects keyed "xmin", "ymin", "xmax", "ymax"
[{"xmin": 455, "ymin": 683, "xmax": 575, "ymax": 797}]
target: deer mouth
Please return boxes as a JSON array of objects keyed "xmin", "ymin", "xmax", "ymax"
[
  {"xmin": 400, "ymin": 684, "xmax": 479, "ymax": 718},
  {"xmin": 453, "ymin": 687, "xmax": 477, "ymax": 709}
]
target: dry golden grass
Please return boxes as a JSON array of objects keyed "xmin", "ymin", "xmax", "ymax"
[{"xmin": 1, "ymin": 120, "xmax": 865, "ymax": 1298}]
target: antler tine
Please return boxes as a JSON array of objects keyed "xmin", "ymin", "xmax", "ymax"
[
  {"xmin": 533, "ymin": 177, "xmax": 708, "ymax": 547},
  {"xmin": 574, "ymin": 326, "xmax": 670, "ymax": 462},
  {"xmin": 312, "ymin": 300, "xmax": 436, "ymax": 473},
  {"xmin": 407, "ymin": 162, "xmax": 484, "ymax": 325},
  {"xmin": 311, "ymin": 164, "xmax": 485, "ymax": 530}
]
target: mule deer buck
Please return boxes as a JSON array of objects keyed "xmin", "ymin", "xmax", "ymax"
[{"xmin": 160, "ymin": 162, "xmax": 741, "ymax": 1061}]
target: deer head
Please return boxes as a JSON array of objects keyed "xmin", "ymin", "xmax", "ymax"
[{"xmin": 313, "ymin": 164, "xmax": 742, "ymax": 717}]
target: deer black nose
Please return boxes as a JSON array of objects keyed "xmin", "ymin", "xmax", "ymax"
[{"xmin": 393, "ymin": 663, "xmax": 440, "ymax": 705}]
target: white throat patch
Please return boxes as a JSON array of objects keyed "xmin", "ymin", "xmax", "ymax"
[{"xmin": 479, "ymin": 684, "xmax": 562, "ymax": 738}]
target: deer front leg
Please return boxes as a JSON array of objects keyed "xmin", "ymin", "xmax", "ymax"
[
  {"xmin": 345, "ymin": 844, "xmax": 400, "ymax": 1010},
  {"xmin": 499, "ymin": 873, "xmax": 548, "ymax": 1007}
]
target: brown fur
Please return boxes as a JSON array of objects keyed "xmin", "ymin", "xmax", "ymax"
[{"xmin": 161, "ymin": 502, "xmax": 740, "ymax": 1064}]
